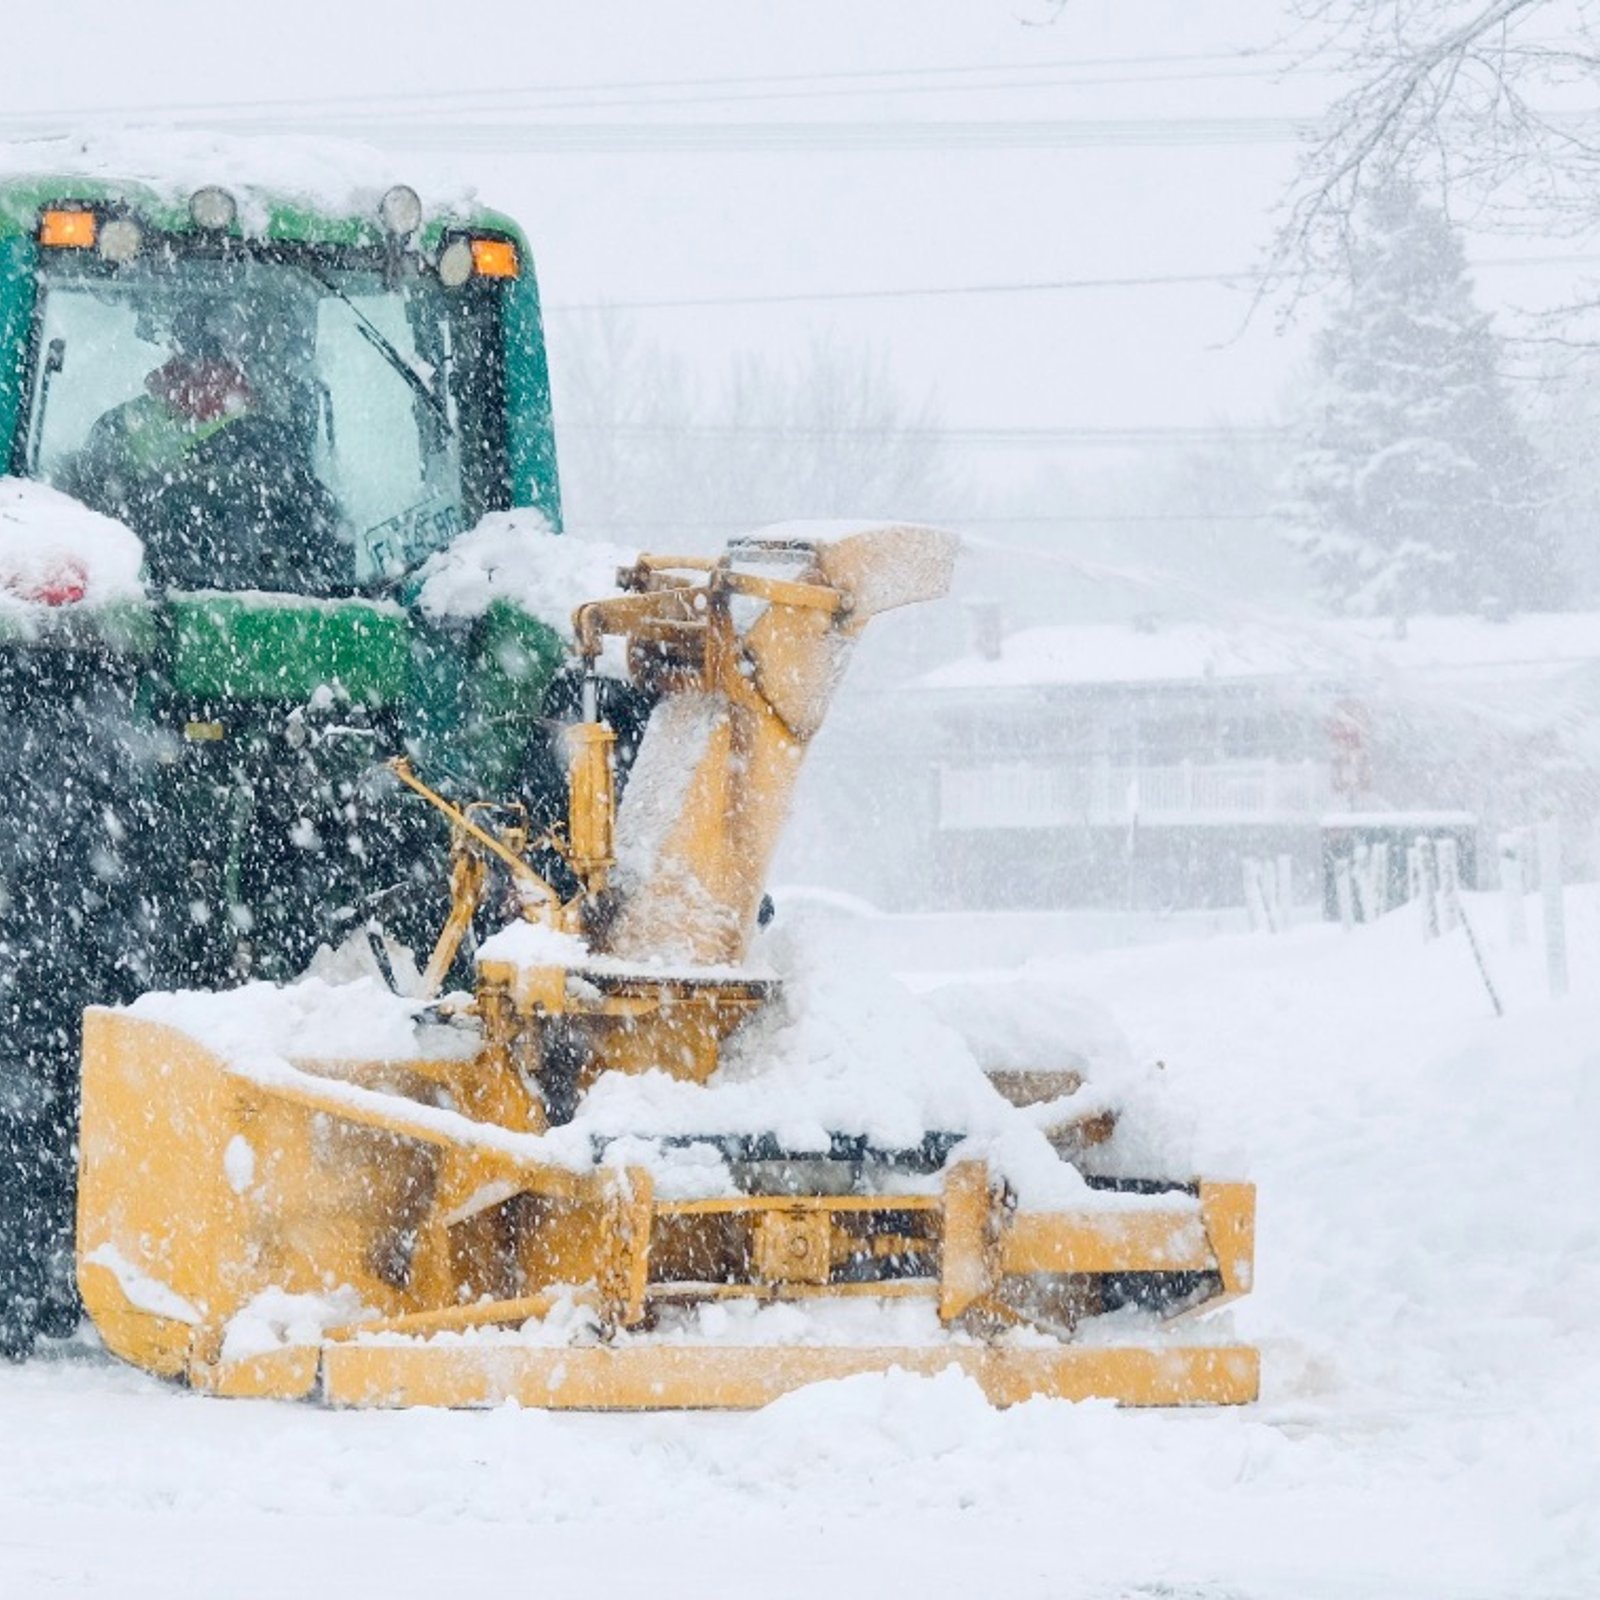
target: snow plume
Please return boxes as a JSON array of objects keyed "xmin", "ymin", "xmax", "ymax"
[{"xmin": 0, "ymin": 477, "xmax": 143, "ymax": 611}]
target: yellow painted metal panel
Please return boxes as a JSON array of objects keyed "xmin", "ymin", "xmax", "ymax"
[
  {"xmin": 1199, "ymin": 1182, "xmax": 1257, "ymax": 1296},
  {"xmin": 321, "ymin": 1340, "xmax": 1260, "ymax": 1410},
  {"xmin": 1001, "ymin": 1206, "xmax": 1212, "ymax": 1276},
  {"xmin": 655, "ymin": 1194, "xmax": 943, "ymax": 1215},
  {"xmin": 939, "ymin": 1160, "xmax": 997, "ymax": 1321},
  {"xmin": 194, "ymin": 1345, "xmax": 321, "ymax": 1400}
]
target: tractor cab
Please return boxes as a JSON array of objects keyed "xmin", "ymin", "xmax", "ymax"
[{"xmin": 2, "ymin": 179, "xmax": 562, "ymax": 595}]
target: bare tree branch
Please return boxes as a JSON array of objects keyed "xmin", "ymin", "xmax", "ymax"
[{"xmin": 1274, "ymin": 0, "xmax": 1600, "ymax": 305}]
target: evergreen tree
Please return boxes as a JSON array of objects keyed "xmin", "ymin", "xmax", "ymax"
[{"xmin": 1286, "ymin": 182, "xmax": 1561, "ymax": 616}]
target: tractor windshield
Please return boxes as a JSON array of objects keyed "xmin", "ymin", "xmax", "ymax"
[{"xmin": 24, "ymin": 249, "xmax": 491, "ymax": 595}]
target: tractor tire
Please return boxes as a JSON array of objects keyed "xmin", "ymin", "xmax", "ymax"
[
  {"xmin": 0, "ymin": 651, "xmax": 145, "ymax": 1356},
  {"xmin": 0, "ymin": 1092, "xmax": 48, "ymax": 1360}
]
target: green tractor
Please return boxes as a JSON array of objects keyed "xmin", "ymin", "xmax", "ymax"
[{"xmin": 0, "ymin": 175, "xmax": 592, "ymax": 1357}]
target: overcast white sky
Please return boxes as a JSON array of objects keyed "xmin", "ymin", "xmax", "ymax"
[
  {"xmin": 0, "ymin": 2, "xmax": 1590, "ymax": 507},
  {"xmin": 0, "ymin": 4, "xmax": 1319, "ymax": 436}
]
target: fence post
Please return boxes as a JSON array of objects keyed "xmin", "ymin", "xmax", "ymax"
[
  {"xmin": 1275, "ymin": 854, "xmax": 1294, "ymax": 927},
  {"xmin": 1500, "ymin": 830, "xmax": 1529, "ymax": 948},
  {"xmin": 1411, "ymin": 838, "xmax": 1439, "ymax": 941},
  {"xmin": 1334, "ymin": 858, "xmax": 1355, "ymax": 930},
  {"xmin": 1538, "ymin": 818, "xmax": 1568, "ymax": 999},
  {"xmin": 1437, "ymin": 837, "xmax": 1461, "ymax": 932},
  {"xmin": 1351, "ymin": 842, "xmax": 1369, "ymax": 923},
  {"xmin": 1243, "ymin": 858, "xmax": 1264, "ymax": 932},
  {"xmin": 1260, "ymin": 856, "xmax": 1282, "ymax": 932}
]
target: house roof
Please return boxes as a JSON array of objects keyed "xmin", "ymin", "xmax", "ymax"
[{"xmin": 916, "ymin": 611, "xmax": 1600, "ymax": 693}]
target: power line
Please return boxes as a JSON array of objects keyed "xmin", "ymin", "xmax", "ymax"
[
  {"xmin": 415, "ymin": 64, "xmax": 1289, "ymax": 117},
  {"xmin": 0, "ymin": 112, "xmax": 1323, "ymax": 151},
  {"xmin": 222, "ymin": 114, "xmax": 1318, "ymax": 155},
  {"xmin": 561, "ymin": 422, "xmax": 1287, "ymax": 448},
  {"xmin": 0, "ymin": 50, "xmax": 1297, "ymax": 127},
  {"xmin": 550, "ymin": 268, "xmax": 1260, "ymax": 312},
  {"xmin": 182, "ymin": 65, "xmax": 1290, "ymax": 124},
  {"xmin": 966, "ymin": 511, "xmax": 1276, "ymax": 523},
  {"xmin": 547, "ymin": 250, "xmax": 1600, "ymax": 312},
  {"xmin": 591, "ymin": 511, "xmax": 1278, "ymax": 529}
]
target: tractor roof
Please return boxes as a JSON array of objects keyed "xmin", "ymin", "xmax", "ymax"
[{"xmin": 0, "ymin": 173, "xmax": 525, "ymax": 252}]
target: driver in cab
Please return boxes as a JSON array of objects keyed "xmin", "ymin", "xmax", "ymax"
[{"xmin": 60, "ymin": 305, "xmax": 345, "ymax": 595}]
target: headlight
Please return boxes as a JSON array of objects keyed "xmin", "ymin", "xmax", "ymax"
[
  {"xmin": 97, "ymin": 218, "xmax": 142, "ymax": 263},
  {"xmin": 379, "ymin": 184, "xmax": 423, "ymax": 237},
  {"xmin": 189, "ymin": 186, "xmax": 238, "ymax": 231},
  {"xmin": 437, "ymin": 238, "xmax": 474, "ymax": 287}
]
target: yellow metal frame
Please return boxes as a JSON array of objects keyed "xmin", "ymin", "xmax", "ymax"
[
  {"xmin": 77, "ymin": 526, "xmax": 1259, "ymax": 1411},
  {"xmin": 78, "ymin": 1009, "xmax": 1257, "ymax": 1409},
  {"xmin": 319, "ymin": 1342, "xmax": 1259, "ymax": 1411}
]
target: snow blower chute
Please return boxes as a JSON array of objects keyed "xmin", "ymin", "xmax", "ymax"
[{"xmin": 77, "ymin": 526, "xmax": 1257, "ymax": 1409}]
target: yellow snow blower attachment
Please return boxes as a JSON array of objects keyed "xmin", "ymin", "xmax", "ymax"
[{"xmin": 76, "ymin": 525, "xmax": 1257, "ymax": 1409}]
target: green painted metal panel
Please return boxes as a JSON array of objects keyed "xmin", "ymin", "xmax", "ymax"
[
  {"xmin": 401, "ymin": 600, "xmax": 567, "ymax": 794},
  {"xmin": 502, "ymin": 272, "xmax": 563, "ymax": 527},
  {"xmin": 0, "ymin": 234, "xmax": 36, "ymax": 466},
  {"xmin": 167, "ymin": 595, "xmax": 412, "ymax": 704},
  {"xmin": 460, "ymin": 599, "xmax": 568, "ymax": 791}
]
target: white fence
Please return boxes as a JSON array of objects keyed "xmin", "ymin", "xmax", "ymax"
[{"xmin": 938, "ymin": 758, "xmax": 1332, "ymax": 831}]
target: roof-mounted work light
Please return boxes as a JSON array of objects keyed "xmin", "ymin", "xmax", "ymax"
[{"xmin": 189, "ymin": 186, "xmax": 238, "ymax": 231}]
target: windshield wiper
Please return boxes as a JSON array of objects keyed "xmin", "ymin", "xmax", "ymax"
[
  {"xmin": 292, "ymin": 263, "xmax": 451, "ymax": 431},
  {"xmin": 26, "ymin": 337, "xmax": 67, "ymax": 477}
]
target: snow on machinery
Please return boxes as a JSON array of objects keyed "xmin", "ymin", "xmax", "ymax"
[
  {"xmin": 0, "ymin": 172, "xmax": 1255, "ymax": 1403},
  {"xmin": 78, "ymin": 525, "xmax": 1259, "ymax": 1409}
]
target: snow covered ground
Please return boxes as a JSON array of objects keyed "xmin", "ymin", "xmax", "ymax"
[{"xmin": 2, "ymin": 890, "xmax": 1595, "ymax": 1598}]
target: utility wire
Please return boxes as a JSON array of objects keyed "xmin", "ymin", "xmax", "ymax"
[
  {"xmin": 560, "ymin": 422, "xmax": 1287, "ymax": 448},
  {"xmin": 0, "ymin": 111, "xmax": 1331, "ymax": 150},
  {"xmin": 0, "ymin": 50, "xmax": 1300, "ymax": 126},
  {"xmin": 384, "ymin": 63, "xmax": 1292, "ymax": 116},
  {"xmin": 590, "ymin": 511, "xmax": 1278, "ymax": 529},
  {"xmin": 191, "ymin": 114, "xmax": 1318, "ymax": 154},
  {"xmin": 547, "ymin": 251, "xmax": 1600, "ymax": 312},
  {"xmin": 550, "ymin": 268, "xmax": 1261, "ymax": 311}
]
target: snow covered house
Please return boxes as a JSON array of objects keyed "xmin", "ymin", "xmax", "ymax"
[{"xmin": 908, "ymin": 610, "xmax": 1600, "ymax": 910}]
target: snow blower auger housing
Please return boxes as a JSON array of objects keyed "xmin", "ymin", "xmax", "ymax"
[{"xmin": 77, "ymin": 526, "xmax": 1258, "ymax": 1409}]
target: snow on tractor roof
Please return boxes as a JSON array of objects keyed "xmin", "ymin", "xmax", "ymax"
[{"xmin": 0, "ymin": 137, "xmax": 512, "ymax": 247}]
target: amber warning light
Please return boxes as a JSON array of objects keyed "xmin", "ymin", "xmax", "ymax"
[
  {"xmin": 470, "ymin": 237, "xmax": 519, "ymax": 279},
  {"xmin": 39, "ymin": 209, "xmax": 97, "ymax": 249}
]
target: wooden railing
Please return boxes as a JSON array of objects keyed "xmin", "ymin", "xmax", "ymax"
[{"xmin": 938, "ymin": 759, "xmax": 1331, "ymax": 830}]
